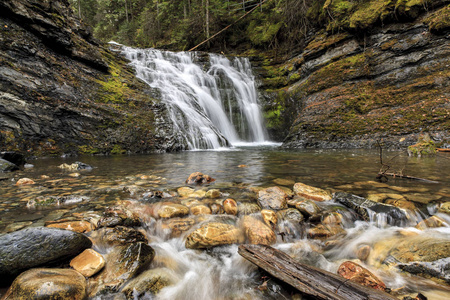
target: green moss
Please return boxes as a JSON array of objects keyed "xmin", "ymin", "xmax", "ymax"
[
  {"xmin": 110, "ymin": 144, "xmax": 126, "ymax": 155},
  {"xmin": 425, "ymin": 5, "xmax": 450, "ymax": 32},
  {"xmin": 78, "ymin": 145, "xmax": 100, "ymax": 154},
  {"xmin": 350, "ymin": 0, "xmax": 396, "ymax": 30},
  {"xmin": 407, "ymin": 133, "xmax": 437, "ymax": 156}
]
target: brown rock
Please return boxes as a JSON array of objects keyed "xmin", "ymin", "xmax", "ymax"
[
  {"xmin": 307, "ymin": 224, "xmax": 345, "ymax": 239},
  {"xmin": 356, "ymin": 245, "xmax": 371, "ymax": 261},
  {"xmin": 177, "ymin": 187, "xmax": 195, "ymax": 197},
  {"xmin": 162, "ymin": 217, "xmax": 196, "ymax": 237},
  {"xmin": 242, "ymin": 216, "xmax": 276, "ymax": 245},
  {"xmin": 157, "ymin": 203, "xmax": 190, "ymax": 219},
  {"xmin": 237, "ymin": 202, "xmax": 261, "ymax": 215},
  {"xmin": 205, "ymin": 189, "xmax": 221, "ymax": 198},
  {"xmin": 6, "ymin": 268, "xmax": 86, "ymax": 299},
  {"xmin": 45, "ymin": 220, "xmax": 94, "ymax": 233},
  {"xmin": 438, "ymin": 201, "xmax": 450, "ymax": 214},
  {"xmin": 15, "ymin": 178, "xmax": 35, "ymax": 185},
  {"xmin": 70, "ymin": 249, "xmax": 105, "ymax": 277},
  {"xmin": 185, "ymin": 222, "xmax": 244, "ymax": 249},
  {"xmin": 223, "ymin": 198, "xmax": 238, "ymax": 215},
  {"xmin": 210, "ymin": 203, "xmax": 224, "ymax": 214},
  {"xmin": 257, "ymin": 186, "xmax": 289, "ymax": 210},
  {"xmin": 293, "ymin": 182, "xmax": 331, "ymax": 201},
  {"xmin": 337, "ymin": 261, "xmax": 386, "ymax": 291},
  {"xmin": 385, "ymin": 198, "xmax": 416, "ymax": 211},
  {"xmin": 415, "ymin": 215, "xmax": 447, "ymax": 230},
  {"xmin": 185, "ymin": 172, "xmax": 215, "ymax": 185},
  {"xmin": 261, "ymin": 209, "xmax": 277, "ymax": 228},
  {"xmin": 295, "ymin": 199, "xmax": 321, "ymax": 217},
  {"xmin": 190, "ymin": 205, "xmax": 212, "ymax": 215},
  {"xmin": 89, "ymin": 226, "xmax": 148, "ymax": 246},
  {"xmin": 121, "ymin": 268, "xmax": 177, "ymax": 297}
]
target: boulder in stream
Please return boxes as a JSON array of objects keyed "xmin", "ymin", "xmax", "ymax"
[
  {"xmin": 257, "ymin": 186, "xmax": 289, "ymax": 210},
  {"xmin": 185, "ymin": 172, "xmax": 215, "ymax": 185},
  {"xmin": 121, "ymin": 267, "xmax": 178, "ymax": 298},
  {"xmin": 4, "ymin": 268, "xmax": 87, "ymax": 300},
  {"xmin": 185, "ymin": 222, "xmax": 244, "ymax": 249},
  {"xmin": 337, "ymin": 261, "xmax": 386, "ymax": 291},
  {"xmin": 0, "ymin": 227, "xmax": 92, "ymax": 284},
  {"xmin": 70, "ymin": 249, "xmax": 105, "ymax": 277},
  {"xmin": 334, "ymin": 192, "xmax": 408, "ymax": 225},
  {"xmin": 242, "ymin": 215, "xmax": 276, "ymax": 245},
  {"xmin": 293, "ymin": 182, "xmax": 332, "ymax": 201},
  {"xmin": 0, "ymin": 158, "xmax": 19, "ymax": 172}
]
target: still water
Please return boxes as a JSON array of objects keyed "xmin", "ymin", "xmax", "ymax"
[{"xmin": 0, "ymin": 147, "xmax": 449, "ymax": 299}]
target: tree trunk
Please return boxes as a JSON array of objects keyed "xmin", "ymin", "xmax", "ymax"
[
  {"xmin": 124, "ymin": 0, "xmax": 129, "ymax": 23},
  {"xmin": 206, "ymin": 0, "xmax": 210, "ymax": 43},
  {"xmin": 78, "ymin": 0, "xmax": 81, "ymax": 19},
  {"xmin": 238, "ymin": 244, "xmax": 397, "ymax": 300}
]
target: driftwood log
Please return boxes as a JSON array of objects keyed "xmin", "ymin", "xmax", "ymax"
[{"xmin": 238, "ymin": 244, "xmax": 397, "ymax": 300}]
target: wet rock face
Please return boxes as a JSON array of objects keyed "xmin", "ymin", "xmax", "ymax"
[
  {"xmin": 5, "ymin": 268, "xmax": 87, "ymax": 300},
  {"xmin": 0, "ymin": 227, "xmax": 92, "ymax": 285},
  {"xmin": 0, "ymin": 0, "xmax": 178, "ymax": 155}
]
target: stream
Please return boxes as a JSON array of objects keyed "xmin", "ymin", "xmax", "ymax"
[{"xmin": 1, "ymin": 147, "xmax": 449, "ymax": 299}]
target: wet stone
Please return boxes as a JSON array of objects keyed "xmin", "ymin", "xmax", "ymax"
[
  {"xmin": 295, "ymin": 199, "xmax": 321, "ymax": 218},
  {"xmin": 415, "ymin": 216, "xmax": 447, "ymax": 230},
  {"xmin": 45, "ymin": 219, "xmax": 95, "ymax": 233},
  {"xmin": 242, "ymin": 215, "xmax": 276, "ymax": 245},
  {"xmin": 89, "ymin": 226, "xmax": 148, "ymax": 246},
  {"xmin": 70, "ymin": 249, "xmax": 105, "ymax": 277},
  {"xmin": 185, "ymin": 172, "xmax": 215, "ymax": 185},
  {"xmin": 5, "ymin": 268, "xmax": 87, "ymax": 300},
  {"xmin": 293, "ymin": 182, "xmax": 331, "ymax": 202},
  {"xmin": 210, "ymin": 203, "xmax": 224, "ymax": 214},
  {"xmin": 185, "ymin": 222, "xmax": 244, "ymax": 249},
  {"xmin": 276, "ymin": 208, "xmax": 304, "ymax": 224},
  {"xmin": 307, "ymin": 224, "xmax": 345, "ymax": 240},
  {"xmin": 162, "ymin": 217, "xmax": 196, "ymax": 238},
  {"xmin": 121, "ymin": 268, "xmax": 177, "ymax": 298},
  {"xmin": 337, "ymin": 261, "xmax": 386, "ymax": 291},
  {"xmin": 223, "ymin": 198, "xmax": 238, "ymax": 215},
  {"xmin": 157, "ymin": 203, "xmax": 190, "ymax": 219},
  {"xmin": 190, "ymin": 204, "xmax": 212, "ymax": 215},
  {"xmin": 257, "ymin": 186, "xmax": 289, "ymax": 210},
  {"xmin": 261, "ymin": 209, "xmax": 277, "ymax": 228},
  {"xmin": 238, "ymin": 202, "xmax": 261, "ymax": 215}
]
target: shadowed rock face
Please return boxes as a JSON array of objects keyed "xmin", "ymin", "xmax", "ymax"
[
  {"xmin": 0, "ymin": 227, "xmax": 92, "ymax": 285},
  {"xmin": 0, "ymin": 0, "xmax": 181, "ymax": 155}
]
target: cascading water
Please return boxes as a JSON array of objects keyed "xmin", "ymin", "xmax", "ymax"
[{"xmin": 121, "ymin": 46, "xmax": 269, "ymax": 150}]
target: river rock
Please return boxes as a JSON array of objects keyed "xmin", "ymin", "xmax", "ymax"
[
  {"xmin": 276, "ymin": 208, "xmax": 304, "ymax": 224},
  {"xmin": 415, "ymin": 216, "xmax": 447, "ymax": 230},
  {"xmin": 438, "ymin": 202, "xmax": 450, "ymax": 214},
  {"xmin": 121, "ymin": 268, "xmax": 177, "ymax": 298},
  {"xmin": 190, "ymin": 204, "xmax": 212, "ymax": 215},
  {"xmin": 70, "ymin": 249, "xmax": 105, "ymax": 277},
  {"xmin": 15, "ymin": 177, "xmax": 35, "ymax": 185},
  {"xmin": 45, "ymin": 220, "xmax": 95, "ymax": 233},
  {"xmin": 356, "ymin": 245, "xmax": 372, "ymax": 261},
  {"xmin": 5, "ymin": 268, "xmax": 87, "ymax": 300},
  {"xmin": 385, "ymin": 198, "xmax": 417, "ymax": 211},
  {"xmin": 185, "ymin": 222, "xmax": 244, "ymax": 249},
  {"xmin": 89, "ymin": 242, "xmax": 155, "ymax": 296},
  {"xmin": 162, "ymin": 217, "xmax": 196, "ymax": 238},
  {"xmin": 58, "ymin": 162, "xmax": 93, "ymax": 171},
  {"xmin": 157, "ymin": 203, "xmax": 190, "ymax": 218},
  {"xmin": 177, "ymin": 186, "xmax": 195, "ymax": 197},
  {"xmin": 398, "ymin": 257, "xmax": 450, "ymax": 283},
  {"xmin": 210, "ymin": 203, "xmax": 224, "ymax": 214},
  {"xmin": 185, "ymin": 172, "xmax": 215, "ymax": 185},
  {"xmin": 242, "ymin": 216, "xmax": 276, "ymax": 245},
  {"xmin": 0, "ymin": 158, "xmax": 19, "ymax": 172},
  {"xmin": 337, "ymin": 261, "xmax": 386, "ymax": 291},
  {"xmin": 334, "ymin": 192, "xmax": 408, "ymax": 225},
  {"xmin": 223, "ymin": 198, "xmax": 238, "ymax": 215},
  {"xmin": 238, "ymin": 202, "xmax": 261, "ymax": 215},
  {"xmin": 294, "ymin": 199, "xmax": 321, "ymax": 218},
  {"xmin": 97, "ymin": 206, "xmax": 141, "ymax": 228},
  {"xmin": 0, "ymin": 227, "xmax": 92, "ymax": 283},
  {"xmin": 307, "ymin": 224, "xmax": 345, "ymax": 240},
  {"xmin": 205, "ymin": 189, "xmax": 221, "ymax": 198},
  {"xmin": 257, "ymin": 186, "xmax": 289, "ymax": 210},
  {"xmin": 261, "ymin": 209, "xmax": 277, "ymax": 228},
  {"xmin": 273, "ymin": 178, "xmax": 295, "ymax": 186},
  {"xmin": 89, "ymin": 226, "xmax": 148, "ymax": 246},
  {"xmin": 293, "ymin": 182, "xmax": 332, "ymax": 201}
]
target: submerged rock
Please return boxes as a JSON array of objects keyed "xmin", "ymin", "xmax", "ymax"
[
  {"xmin": 223, "ymin": 198, "xmax": 238, "ymax": 215},
  {"xmin": 337, "ymin": 261, "xmax": 386, "ymax": 291},
  {"xmin": 121, "ymin": 268, "xmax": 178, "ymax": 298},
  {"xmin": 185, "ymin": 172, "xmax": 215, "ymax": 185},
  {"xmin": 98, "ymin": 206, "xmax": 141, "ymax": 228},
  {"xmin": 5, "ymin": 268, "xmax": 87, "ymax": 300},
  {"xmin": 334, "ymin": 192, "xmax": 408, "ymax": 225},
  {"xmin": 185, "ymin": 222, "xmax": 244, "ymax": 249},
  {"xmin": 257, "ymin": 186, "xmax": 289, "ymax": 210},
  {"xmin": 293, "ymin": 182, "xmax": 332, "ymax": 201},
  {"xmin": 162, "ymin": 217, "xmax": 196, "ymax": 238},
  {"xmin": 0, "ymin": 227, "xmax": 92, "ymax": 284},
  {"xmin": 237, "ymin": 202, "xmax": 261, "ymax": 215},
  {"xmin": 157, "ymin": 203, "xmax": 190, "ymax": 219}
]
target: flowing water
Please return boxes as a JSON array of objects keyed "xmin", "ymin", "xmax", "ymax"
[
  {"xmin": 121, "ymin": 46, "xmax": 269, "ymax": 149},
  {"xmin": 0, "ymin": 148, "xmax": 449, "ymax": 299}
]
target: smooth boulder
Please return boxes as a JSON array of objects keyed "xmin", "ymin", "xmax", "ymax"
[
  {"xmin": 4, "ymin": 268, "xmax": 87, "ymax": 300},
  {"xmin": 257, "ymin": 186, "xmax": 289, "ymax": 210},
  {"xmin": 70, "ymin": 249, "xmax": 105, "ymax": 277},
  {"xmin": 185, "ymin": 222, "xmax": 244, "ymax": 249},
  {"xmin": 293, "ymin": 182, "xmax": 332, "ymax": 201},
  {"xmin": 0, "ymin": 227, "xmax": 92, "ymax": 284},
  {"xmin": 242, "ymin": 216, "xmax": 276, "ymax": 245},
  {"xmin": 337, "ymin": 261, "xmax": 386, "ymax": 291},
  {"xmin": 121, "ymin": 268, "xmax": 177, "ymax": 298}
]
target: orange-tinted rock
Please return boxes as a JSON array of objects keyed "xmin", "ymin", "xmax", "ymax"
[
  {"xmin": 157, "ymin": 203, "xmax": 190, "ymax": 219},
  {"xmin": 293, "ymin": 182, "xmax": 331, "ymax": 201},
  {"xmin": 337, "ymin": 261, "xmax": 386, "ymax": 291},
  {"xmin": 261, "ymin": 209, "xmax": 277, "ymax": 228},
  {"xmin": 46, "ymin": 220, "xmax": 94, "ymax": 233},
  {"xmin": 307, "ymin": 224, "xmax": 345, "ymax": 239},
  {"xmin": 257, "ymin": 186, "xmax": 289, "ymax": 210},
  {"xmin": 185, "ymin": 172, "xmax": 215, "ymax": 185},
  {"xmin": 16, "ymin": 178, "xmax": 35, "ymax": 185},
  {"xmin": 185, "ymin": 222, "xmax": 244, "ymax": 249},
  {"xmin": 223, "ymin": 198, "xmax": 238, "ymax": 215},
  {"xmin": 70, "ymin": 249, "xmax": 105, "ymax": 277},
  {"xmin": 242, "ymin": 216, "xmax": 276, "ymax": 245}
]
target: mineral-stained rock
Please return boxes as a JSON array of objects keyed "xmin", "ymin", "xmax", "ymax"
[
  {"xmin": 223, "ymin": 198, "xmax": 238, "ymax": 215},
  {"xmin": 276, "ymin": 208, "xmax": 304, "ymax": 224},
  {"xmin": 0, "ymin": 227, "xmax": 92, "ymax": 284},
  {"xmin": 121, "ymin": 268, "xmax": 178, "ymax": 298},
  {"xmin": 177, "ymin": 187, "xmax": 195, "ymax": 197},
  {"xmin": 89, "ymin": 242, "xmax": 155, "ymax": 296},
  {"xmin": 257, "ymin": 186, "xmax": 289, "ymax": 210},
  {"xmin": 190, "ymin": 204, "xmax": 212, "ymax": 215},
  {"xmin": 293, "ymin": 182, "xmax": 332, "ymax": 201},
  {"xmin": 337, "ymin": 261, "xmax": 386, "ymax": 291},
  {"xmin": 185, "ymin": 222, "xmax": 244, "ymax": 249},
  {"xmin": 157, "ymin": 203, "xmax": 190, "ymax": 218},
  {"xmin": 415, "ymin": 215, "xmax": 447, "ymax": 230},
  {"xmin": 261, "ymin": 209, "xmax": 278, "ymax": 228},
  {"xmin": 89, "ymin": 226, "xmax": 148, "ymax": 246},
  {"xmin": 70, "ymin": 249, "xmax": 105, "ymax": 277},
  {"xmin": 97, "ymin": 206, "xmax": 141, "ymax": 228},
  {"xmin": 185, "ymin": 172, "xmax": 215, "ymax": 185},
  {"xmin": 210, "ymin": 203, "xmax": 224, "ymax": 214},
  {"xmin": 45, "ymin": 220, "xmax": 95, "ymax": 233},
  {"xmin": 294, "ymin": 199, "xmax": 321, "ymax": 218},
  {"xmin": 307, "ymin": 224, "xmax": 345, "ymax": 240},
  {"xmin": 205, "ymin": 189, "xmax": 221, "ymax": 198},
  {"xmin": 162, "ymin": 217, "xmax": 196, "ymax": 238},
  {"xmin": 242, "ymin": 216, "xmax": 276, "ymax": 245},
  {"xmin": 5, "ymin": 268, "xmax": 87, "ymax": 300},
  {"xmin": 15, "ymin": 178, "xmax": 35, "ymax": 185},
  {"xmin": 237, "ymin": 202, "xmax": 261, "ymax": 215}
]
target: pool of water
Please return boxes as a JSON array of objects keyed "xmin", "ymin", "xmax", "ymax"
[{"xmin": 1, "ymin": 147, "xmax": 449, "ymax": 299}]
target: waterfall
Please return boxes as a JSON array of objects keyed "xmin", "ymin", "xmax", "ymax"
[{"xmin": 121, "ymin": 46, "xmax": 268, "ymax": 150}]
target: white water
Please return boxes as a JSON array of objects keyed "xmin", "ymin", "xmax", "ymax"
[{"xmin": 122, "ymin": 47, "xmax": 269, "ymax": 150}]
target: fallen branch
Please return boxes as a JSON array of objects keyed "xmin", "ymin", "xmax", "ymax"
[
  {"xmin": 238, "ymin": 244, "xmax": 397, "ymax": 300},
  {"xmin": 378, "ymin": 172, "xmax": 439, "ymax": 184}
]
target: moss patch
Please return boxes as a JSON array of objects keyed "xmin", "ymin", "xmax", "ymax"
[{"xmin": 425, "ymin": 5, "xmax": 450, "ymax": 33}]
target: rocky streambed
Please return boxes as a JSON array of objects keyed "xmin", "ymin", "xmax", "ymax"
[{"xmin": 0, "ymin": 150, "xmax": 449, "ymax": 300}]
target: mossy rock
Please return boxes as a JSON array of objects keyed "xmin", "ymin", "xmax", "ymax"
[
  {"xmin": 425, "ymin": 5, "xmax": 450, "ymax": 33},
  {"xmin": 407, "ymin": 133, "xmax": 437, "ymax": 156}
]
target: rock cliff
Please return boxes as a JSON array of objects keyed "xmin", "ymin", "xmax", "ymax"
[
  {"xmin": 258, "ymin": 1, "xmax": 450, "ymax": 148},
  {"xmin": 0, "ymin": 0, "xmax": 179, "ymax": 155}
]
